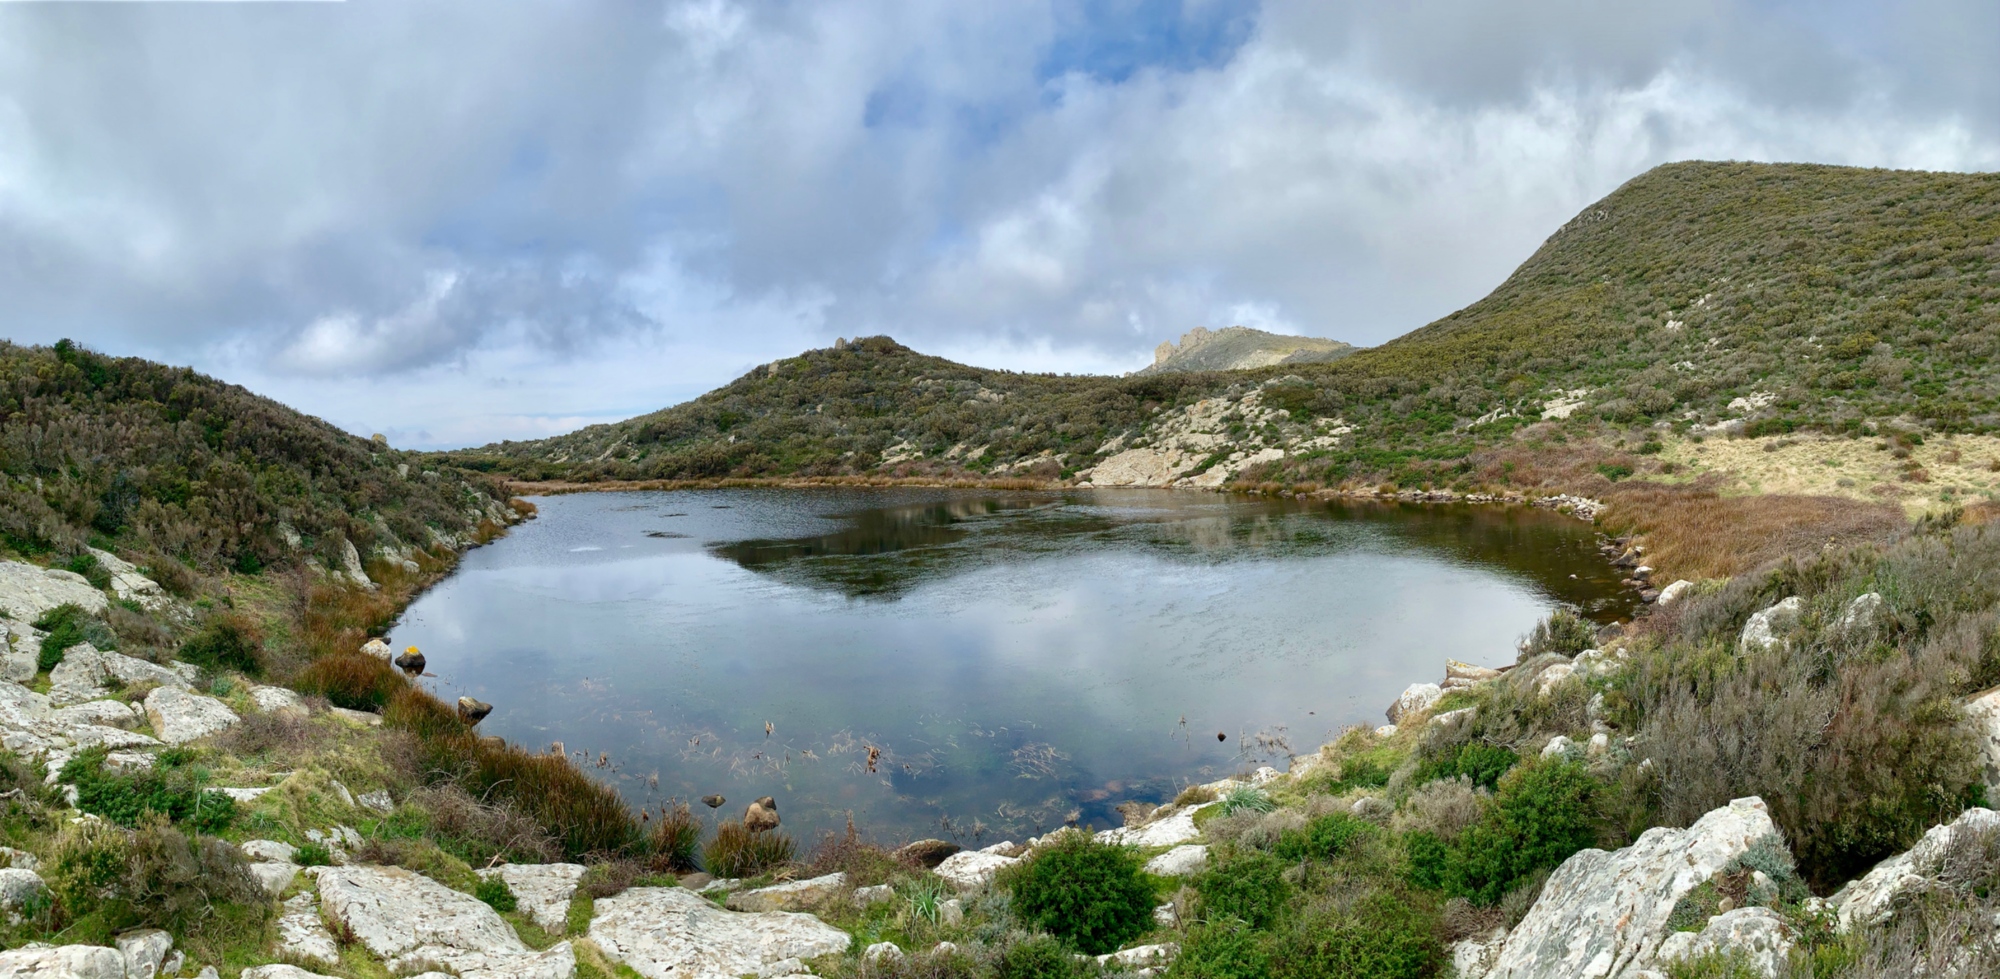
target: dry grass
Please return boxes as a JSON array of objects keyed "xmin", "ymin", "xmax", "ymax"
[
  {"xmin": 505, "ymin": 473, "xmax": 1065, "ymax": 495},
  {"xmin": 703, "ymin": 819, "xmax": 795, "ymax": 879},
  {"xmin": 1598, "ymin": 483, "xmax": 1905, "ymax": 581},
  {"xmin": 292, "ymin": 653, "xmax": 403, "ymax": 712},
  {"xmin": 1658, "ymin": 433, "xmax": 2000, "ymax": 512}
]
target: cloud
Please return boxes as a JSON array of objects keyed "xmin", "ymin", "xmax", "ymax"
[{"xmin": 0, "ymin": 0, "xmax": 1993, "ymax": 446}]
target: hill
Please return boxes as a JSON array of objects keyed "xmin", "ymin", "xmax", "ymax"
[
  {"xmin": 1134, "ymin": 325, "xmax": 1356, "ymax": 375},
  {"xmin": 0, "ymin": 339, "xmax": 515, "ymax": 578},
  {"xmin": 457, "ymin": 161, "xmax": 2000, "ymax": 494}
]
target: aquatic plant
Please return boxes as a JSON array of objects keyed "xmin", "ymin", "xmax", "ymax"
[
  {"xmin": 1217, "ymin": 787, "xmax": 1277, "ymax": 817},
  {"xmin": 703, "ymin": 819, "xmax": 795, "ymax": 878}
]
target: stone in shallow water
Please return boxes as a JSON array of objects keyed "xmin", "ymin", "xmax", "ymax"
[
  {"xmin": 1485, "ymin": 797, "xmax": 1785, "ymax": 979},
  {"xmin": 587, "ymin": 885, "xmax": 851, "ymax": 979},
  {"xmin": 477, "ymin": 863, "xmax": 586, "ymax": 933},
  {"xmin": 308, "ymin": 865, "xmax": 574, "ymax": 979}
]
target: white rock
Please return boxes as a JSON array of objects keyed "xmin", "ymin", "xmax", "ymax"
[
  {"xmin": 214, "ymin": 787, "xmax": 273, "ymax": 803},
  {"xmin": 1836, "ymin": 592, "xmax": 1883, "ymax": 632},
  {"xmin": 360, "ymin": 638, "xmax": 392, "ymax": 661},
  {"xmin": 1095, "ymin": 944, "xmax": 1178, "ymax": 969},
  {"xmin": 0, "ymin": 868, "xmax": 48, "ymax": 915},
  {"xmin": 1431, "ymin": 707, "xmax": 1475, "ymax": 728},
  {"xmin": 587, "ymin": 886, "xmax": 851, "ymax": 979},
  {"xmin": 1445, "ymin": 659, "xmax": 1504, "ymax": 686},
  {"xmin": 1656, "ymin": 580, "xmax": 1694, "ymax": 606},
  {"xmin": 340, "ymin": 541, "xmax": 374, "ymax": 590},
  {"xmin": 68, "ymin": 724, "xmax": 159, "ymax": 752},
  {"xmin": 243, "ymin": 967, "xmax": 342, "ymax": 979},
  {"xmin": 1154, "ymin": 903, "xmax": 1178, "ymax": 928},
  {"xmin": 864, "ymin": 942, "xmax": 903, "ymax": 963},
  {"xmin": 1387, "ymin": 682, "xmax": 1444, "ymax": 723},
  {"xmin": 86, "ymin": 550, "xmax": 170, "ymax": 611},
  {"xmin": 274, "ymin": 892, "xmax": 339, "ymax": 967},
  {"xmin": 327, "ymin": 706, "xmax": 381, "ymax": 726},
  {"xmin": 1965, "ymin": 692, "xmax": 2000, "ymax": 791},
  {"xmin": 479, "ymin": 863, "xmax": 586, "ymax": 933},
  {"xmin": 358, "ymin": 789, "xmax": 393, "ymax": 813},
  {"xmin": 309, "ymin": 865, "xmax": 574, "ymax": 979},
  {"xmin": 1656, "ymin": 907, "xmax": 1794, "ymax": 978},
  {"xmin": 1574, "ymin": 648, "xmax": 1627, "ymax": 679},
  {"xmin": 1096, "ymin": 803, "xmax": 1211, "ymax": 849},
  {"xmin": 1739, "ymin": 597, "xmax": 1802, "ymax": 654},
  {"xmin": 853, "ymin": 884, "xmax": 894, "ymax": 906},
  {"xmin": 0, "ymin": 945, "xmax": 126, "ymax": 979},
  {"xmin": 240, "ymin": 839, "xmax": 297, "ymax": 863},
  {"xmin": 1536, "ymin": 663, "xmax": 1577, "ymax": 696},
  {"xmin": 1143, "ymin": 844, "xmax": 1209, "ymax": 877},
  {"xmin": 0, "ymin": 847, "xmax": 39, "ymax": 871},
  {"xmin": 104, "ymin": 751, "xmax": 153, "ymax": 773},
  {"xmin": 52, "ymin": 701, "xmax": 142, "ymax": 730},
  {"xmin": 1541, "ymin": 736, "xmax": 1578, "ymax": 760},
  {"xmin": 0, "ymin": 561, "xmax": 109, "ymax": 621},
  {"xmin": 247, "ymin": 862, "xmax": 298, "ymax": 898},
  {"xmin": 248, "ymin": 686, "xmax": 305, "ymax": 715},
  {"xmin": 47, "ymin": 644, "xmax": 114, "ymax": 706},
  {"xmin": 115, "ymin": 929, "xmax": 174, "ymax": 979},
  {"xmin": 727, "ymin": 872, "xmax": 846, "ymax": 913},
  {"xmin": 1588, "ymin": 733, "xmax": 1611, "ymax": 757},
  {"xmin": 1452, "ymin": 928, "xmax": 1508, "ymax": 979},
  {"xmin": 934, "ymin": 850, "xmax": 1020, "ymax": 891},
  {"xmin": 1374, "ymin": 724, "xmax": 1398, "ymax": 737},
  {"xmin": 1832, "ymin": 807, "xmax": 2000, "ymax": 932},
  {"xmin": 142, "ymin": 687, "xmax": 238, "ymax": 744},
  {"xmin": 1486, "ymin": 797, "xmax": 1786, "ymax": 979}
]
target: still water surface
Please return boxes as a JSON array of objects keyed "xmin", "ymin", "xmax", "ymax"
[{"xmin": 389, "ymin": 489, "xmax": 1629, "ymax": 844}]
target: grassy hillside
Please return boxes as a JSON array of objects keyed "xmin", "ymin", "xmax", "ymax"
[
  {"xmin": 458, "ymin": 162, "xmax": 2000, "ymax": 492},
  {"xmin": 0, "ymin": 339, "xmax": 511, "ymax": 576}
]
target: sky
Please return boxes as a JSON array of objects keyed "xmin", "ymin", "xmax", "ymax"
[{"xmin": 0, "ymin": 0, "xmax": 1996, "ymax": 449}]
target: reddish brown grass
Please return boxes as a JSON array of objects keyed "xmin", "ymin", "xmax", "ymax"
[{"xmin": 1598, "ymin": 483, "xmax": 1905, "ymax": 581}]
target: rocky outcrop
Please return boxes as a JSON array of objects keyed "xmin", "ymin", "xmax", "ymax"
[
  {"xmin": 587, "ymin": 885, "xmax": 851, "ymax": 979},
  {"xmin": 477, "ymin": 863, "xmax": 585, "ymax": 932},
  {"xmin": 1097, "ymin": 803, "xmax": 1211, "ymax": 849},
  {"xmin": 0, "ymin": 867, "xmax": 48, "ymax": 919},
  {"xmin": 274, "ymin": 892, "xmax": 340, "ymax": 967},
  {"xmin": 1739, "ymin": 598, "xmax": 1801, "ymax": 654},
  {"xmin": 0, "ymin": 944, "xmax": 128, "ymax": 979},
  {"xmin": 114, "ymin": 930, "xmax": 173, "ymax": 979},
  {"xmin": 934, "ymin": 847, "xmax": 1022, "ymax": 891},
  {"xmin": 142, "ymin": 687, "xmax": 238, "ymax": 744},
  {"xmin": 0, "ymin": 562, "xmax": 108, "ymax": 621},
  {"xmin": 1386, "ymin": 683, "xmax": 1444, "ymax": 723},
  {"xmin": 86, "ymin": 550, "xmax": 171, "ymax": 612},
  {"xmin": 308, "ymin": 865, "xmax": 575, "ymax": 979},
  {"xmin": 248, "ymin": 686, "xmax": 306, "ymax": 716},
  {"xmin": 1486, "ymin": 797, "xmax": 1786, "ymax": 979},
  {"xmin": 1831, "ymin": 806, "xmax": 2000, "ymax": 932},
  {"xmin": 892, "ymin": 839, "xmax": 960, "ymax": 868},
  {"xmin": 49, "ymin": 646, "xmax": 194, "ymax": 707},
  {"xmin": 1652, "ymin": 907, "xmax": 1795, "ymax": 978},
  {"xmin": 726, "ymin": 872, "xmax": 845, "ymax": 912},
  {"xmin": 1143, "ymin": 845, "xmax": 1209, "ymax": 877}
]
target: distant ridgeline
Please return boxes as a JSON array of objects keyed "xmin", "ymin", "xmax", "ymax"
[
  {"xmin": 453, "ymin": 162, "xmax": 2000, "ymax": 490},
  {"xmin": 0, "ymin": 340, "xmax": 513, "ymax": 577},
  {"xmin": 1134, "ymin": 326, "xmax": 1356, "ymax": 376}
]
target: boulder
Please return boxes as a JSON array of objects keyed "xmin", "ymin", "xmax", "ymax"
[
  {"xmin": 1541, "ymin": 736, "xmax": 1578, "ymax": 760},
  {"xmin": 1443, "ymin": 659, "xmax": 1504, "ymax": 690},
  {"xmin": 0, "ymin": 847, "xmax": 39, "ymax": 871},
  {"xmin": 243, "ymin": 968, "xmax": 338, "ymax": 979},
  {"xmin": 1831, "ymin": 807, "xmax": 2000, "ymax": 932},
  {"xmin": 360, "ymin": 638, "xmax": 392, "ymax": 661},
  {"xmin": 248, "ymin": 862, "xmax": 298, "ymax": 897},
  {"xmin": 327, "ymin": 707, "xmax": 381, "ymax": 726},
  {"xmin": 1574, "ymin": 648, "xmax": 1627, "ymax": 679},
  {"xmin": 478, "ymin": 863, "xmax": 586, "ymax": 933},
  {"xmin": 0, "ymin": 868, "xmax": 48, "ymax": 917},
  {"xmin": 0, "ymin": 561, "xmax": 109, "ymax": 621},
  {"xmin": 1536, "ymin": 663, "xmax": 1578, "ymax": 696},
  {"xmin": 1096, "ymin": 944, "xmax": 1178, "ymax": 970},
  {"xmin": 1096, "ymin": 803, "xmax": 1210, "ymax": 849},
  {"xmin": 240, "ymin": 839, "xmax": 297, "ymax": 863},
  {"xmin": 1836, "ymin": 592, "xmax": 1883, "ymax": 633},
  {"xmin": 863, "ymin": 942, "xmax": 902, "ymax": 964},
  {"xmin": 0, "ymin": 945, "xmax": 126, "ymax": 979},
  {"xmin": 1656, "ymin": 580, "xmax": 1694, "ymax": 606},
  {"xmin": 274, "ymin": 892, "xmax": 339, "ymax": 967},
  {"xmin": 1386, "ymin": 682, "xmax": 1444, "ymax": 723},
  {"xmin": 1739, "ymin": 597, "xmax": 1802, "ymax": 654},
  {"xmin": 142, "ymin": 687, "xmax": 238, "ymax": 744},
  {"xmin": 726, "ymin": 872, "xmax": 846, "ymax": 912},
  {"xmin": 853, "ymin": 884, "xmax": 894, "ymax": 906},
  {"xmin": 49, "ymin": 646, "xmax": 193, "ymax": 708},
  {"xmin": 892, "ymin": 838, "xmax": 961, "ymax": 868},
  {"xmin": 248, "ymin": 686, "xmax": 306, "ymax": 716},
  {"xmin": 1486, "ymin": 797, "xmax": 1786, "ymax": 979},
  {"xmin": 587, "ymin": 885, "xmax": 851, "ymax": 979},
  {"xmin": 1, "ymin": 623, "xmax": 39, "ymax": 683},
  {"xmin": 358, "ymin": 790, "xmax": 393, "ymax": 813},
  {"xmin": 52, "ymin": 701, "xmax": 142, "ymax": 730},
  {"xmin": 86, "ymin": 550, "xmax": 170, "ymax": 612},
  {"xmin": 340, "ymin": 541, "xmax": 373, "ymax": 589},
  {"xmin": 934, "ymin": 849, "xmax": 1021, "ymax": 891},
  {"xmin": 940, "ymin": 898, "xmax": 963, "ymax": 926},
  {"xmin": 1965, "ymin": 691, "xmax": 2000, "ymax": 791},
  {"xmin": 1143, "ymin": 844, "xmax": 1209, "ymax": 877},
  {"xmin": 1452, "ymin": 928, "xmax": 1508, "ymax": 979},
  {"xmin": 1653, "ymin": 907, "xmax": 1795, "ymax": 978},
  {"xmin": 115, "ymin": 929, "xmax": 174, "ymax": 979},
  {"xmin": 308, "ymin": 865, "xmax": 575, "ymax": 979}
]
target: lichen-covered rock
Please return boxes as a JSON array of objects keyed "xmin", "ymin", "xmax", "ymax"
[
  {"xmin": 1452, "ymin": 928, "xmax": 1507, "ymax": 979},
  {"xmin": 248, "ymin": 862, "xmax": 298, "ymax": 897},
  {"xmin": 248, "ymin": 686, "xmax": 306, "ymax": 716},
  {"xmin": 1653, "ymin": 907, "xmax": 1794, "ymax": 978},
  {"xmin": 477, "ymin": 863, "xmax": 586, "ymax": 932},
  {"xmin": 115, "ymin": 929, "xmax": 174, "ymax": 979},
  {"xmin": 0, "ymin": 562, "xmax": 108, "ymax": 621},
  {"xmin": 1831, "ymin": 807, "xmax": 2000, "ymax": 932},
  {"xmin": 892, "ymin": 839, "xmax": 960, "ymax": 868},
  {"xmin": 1836, "ymin": 592, "xmax": 1883, "ymax": 632},
  {"xmin": 49, "ymin": 646, "xmax": 193, "ymax": 708},
  {"xmin": 0, "ymin": 944, "xmax": 126, "ymax": 979},
  {"xmin": 726, "ymin": 871, "xmax": 846, "ymax": 912},
  {"xmin": 587, "ymin": 885, "xmax": 851, "ymax": 979},
  {"xmin": 85, "ymin": 550, "xmax": 171, "ymax": 612},
  {"xmin": 1656, "ymin": 580, "xmax": 1694, "ymax": 606},
  {"xmin": 1535, "ymin": 663, "xmax": 1578, "ymax": 696},
  {"xmin": 1387, "ymin": 682, "xmax": 1443, "ymax": 723},
  {"xmin": 933, "ymin": 849, "xmax": 1020, "ymax": 891},
  {"xmin": 242, "ymin": 967, "xmax": 337, "ymax": 979},
  {"xmin": 360, "ymin": 638, "xmax": 392, "ymax": 661},
  {"xmin": 1143, "ymin": 844, "xmax": 1209, "ymax": 876},
  {"xmin": 240, "ymin": 840, "xmax": 297, "ymax": 863},
  {"xmin": 274, "ymin": 892, "xmax": 339, "ymax": 967},
  {"xmin": 1739, "ymin": 597, "xmax": 1802, "ymax": 654},
  {"xmin": 309, "ymin": 865, "xmax": 574, "ymax": 979},
  {"xmin": 0, "ymin": 868, "xmax": 48, "ymax": 918},
  {"xmin": 1486, "ymin": 797, "xmax": 1785, "ymax": 979},
  {"xmin": 1097, "ymin": 803, "xmax": 1210, "ymax": 849},
  {"xmin": 1095, "ymin": 944, "xmax": 1178, "ymax": 969},
  {"xmin": 52, "ymin": 701, "xmax": 142, "ymax": 731},
  {"xmin": 143, "ymin": 687, "xmax": 238, "ymax": 744},
  {"xmin": 854, "ymin": 884, "xmax": 894, "ymax": 905}
]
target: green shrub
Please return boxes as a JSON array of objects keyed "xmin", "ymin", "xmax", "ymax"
[
  {"xmin": 702, "ymin": 820, "xmax": 795, "ymax": 879},
  {"xmin": 177, "ymin": 614, "xmax": 266, "ymax": 676},
  {"xmin": 1274, "ymin": 812, "xmax": 1371, "ymax": 863},
  {"xmin": 294, "ymin": 652, "xmax": 403, "ymax": 711},
  {"xmin": 1002, "ymin": 831, "xmax": 1156, "ymax": 955},
  {"xmin": 33, "ymin": 603, "xmax": 114, "ymax": 671},
  {"xmin": 1405, "ymin": 760, "xmax": 1598, "ymax": 906},
  {"xmin": 1192, "ymin": 849, "xmax": 1289, "ymax": 931},
  {"xmin": 1415, "ymin": 742, "xmax": 1520, "ymax": 791},
  {"xmin": 1218, "ymin": 787, "xmax": 1277, "ymax": 817},
  {"xmin": 1520, "ymin": 609, "xmax": 1596, "ymax": 658},
  {"xmin": 475, "ymin": 874, "xmax": 518, "ymax": 912},
  {"xmin": 48, "ymin": 819, "xmax": 129, "ymax": 917},
  {"xmin": 993, "ymin": 934, "xmax": 1085, "ymax": 979},
  {"xmin": 648, "ymin": 801, "xmax": 702, "ymax": 873},
  {"xmin": 1268, "ymin": 892, "xmax": 1442, "ymax": 979},
  {"xmin": 63, "ymin": 553, "xmax": 113, "ymax": 591},
  {"xmin": 1169, "ymin": 919, "xmax": 1271, "ymax": 979},
  {"xmin": 49, "ymin": 818, "xmax": 268, "ymax": 945},
  {"xmin": 293, "ymin": 841, "xmax": 333, "ymax": 867},
  {"xmin": 60, "ymin": 750, "xmax": 236, "ymax": 833}
]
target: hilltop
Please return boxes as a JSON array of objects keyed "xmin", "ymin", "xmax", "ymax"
[
  {"xmin": 455, "ymin": 161, "xmax": 2000, "ymax": 498},
  {"xmin": 1134, "ymin": 325, "xmax": 1356, "ymax": 375}
]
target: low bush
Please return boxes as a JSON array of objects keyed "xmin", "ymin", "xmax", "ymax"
[
  {"xmin": 63, "ymin": 552, "xmax": 113, "ymax": 590},
  {"xmin": 1217, "ymin": 787, "xmax": 1277, "ymax": 817},
  {"xmin": 1391, "ymin": 776, "xmax": 1486, "ymax": 843},
  {"xmin": 1192, "ymin": 849, "xmax": 1289, "ymax": 930},
  {"xmin": 33, "ymin": 602, "xmax": 114, "ymax": 670},
  {"xmin": 60, "ymin": 750, "xmax": 236, "ymax": 834},
  {"xmin": 1169, "ymin": 919, "xmax": 1270, "ymax": 979},
  {"xmin": 703, "ymin": 819, "xmax": 795, "ymax": 879},
  {"xmin": 1414, "ymin": 742, "xmax": 1519, "ymax": 791},
  {"xmin": 1274, "ymin": 812, "xmax": 1371, "ymax": 863},
  {"xmin": 649, "ymin": 801, "xmax": 703, "ymax": 873},
  {"xmin": 992, "ymin": 934, "xmax": 1085, "ymax": 979},
  {"xmin": 293, "ymin": 841, "xmax": 333, "ymax": 867},
  {"xmin": 1520, "ymin": 609, "xmax": 1596, "ymax": 659},
  {"xmin": 1406, "ymin": 760, "xmax": 1598, "ymax": 906},
  {"xmin": 293, "ymin": 652, "xmax": 403, "ymax": 711},
  {"xmin": 177, "ymin": 613, "xmax": 266, "ymax": 676},
  {"xmin": 475, "ymin": 874, "xmax": 518, "ymax": 912},
  {"xmin": 49, "ymin": 818, "xmax": 269, "ymax": 948},
  {"xmin": 1268, "ymin": 892, "xmax": 1442, "ymax": 979},
  {"xmin": 1002, "ymin": 831, "xmax": 1156, "ymax": 955}
]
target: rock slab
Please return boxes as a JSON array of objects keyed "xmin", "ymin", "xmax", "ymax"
[
  {"xmin": 1832, "ymin": 806, "xmax": 2000, "ymax": 932},
  {"xmin": 726, "ymin": 872, "xmax": 846, "ymax": 912},
  {"xmin": 309, "ymin": 865, "xmax": 574, "ymax": 979},
  {"xmin": 143, "ymin": 686, "xmax": 239, "ymax": 744},
  {"xmin": 588, "ymin": 886, "xmax": 850, "ymax": 979},
  {"xmin": 478, "ymin": 862, "xmax": 586, "ymax": 933},
  {"xmin": 0, "ymin": 945, "xmax": 126, "ymax": 979}
]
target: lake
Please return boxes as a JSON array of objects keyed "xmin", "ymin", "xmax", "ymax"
[{"xmin": 388, "ymin": 488, "xmax": 1630, "ymax": 847}]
